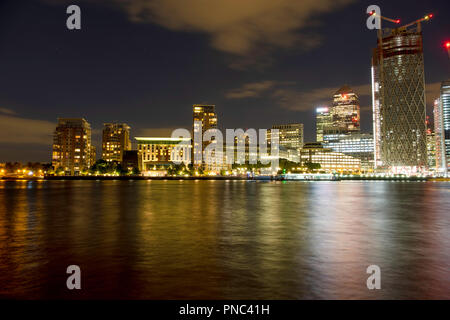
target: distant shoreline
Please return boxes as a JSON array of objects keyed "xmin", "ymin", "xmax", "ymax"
[
  {"xmin": 1, "ymin": 176, "xmax": 442, "ymax": 181},
  {"xmin": 2, "ymin": 176, "xmax": 248, "ymax": 181}
]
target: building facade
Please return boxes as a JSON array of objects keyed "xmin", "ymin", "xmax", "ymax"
[
  {"xmin": 329, "ymin": 86, "xmax": 360, "ymax": 136},
  {"xmin": 192, "ymin": 104, "xmax": 218, "ymax": 168},
  {"xmin": 300, "ymin": 143, "xmax": 361, "ymax": 173},
  {"xmin": 441, "ymin": 81, "xmax": 450, "ymax": 173},
  {"xmin": 433, "ymin": 98, "xmax": 446, "ymax": 173},
  {"xmin": 372, "ymin": 25, "xmax": 428, "ymax": 170},
  {"xmin": 324, "ymin": 133, "xmax": 374, "ymax": 171},
  {"xmin": 90, "ymin": 145, "xmax": 96, "ymax": 165},
  {"xmin": 267, "ymin": 123, "xmax": 304, "ymax": 150},
  {"xmin": 426, "ymin": 130, "xmax": 436, "ymax": 170},
  {"xmin": 102, "ymin": 123, "xmax": 131, "ymax": 163},
  {"xmin": 122, "ymin": 150, "xmax": 139, "ymax": 172},
  {"xmin": 136, "ymin": 137, "xmax": 191, "ymax": 175},
  {"xmin": 316, "ymin": 107, "xmax": 333, "ymax": 142},
  {"xmin": 52, "ymin": 118, "xmax": 92, "ymax": 175},
  {"xmin": 371, "ymin": 51, "xmax": 382, "ymax": 168}
]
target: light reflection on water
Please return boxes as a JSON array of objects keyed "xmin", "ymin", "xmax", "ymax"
[{"xmin": 0, "ymin": 180, "xmax": 449, "ymax": 299}]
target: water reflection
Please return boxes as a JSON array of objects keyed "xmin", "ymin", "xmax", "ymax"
[{"xmin": 0, "ymin": 180, "xmax": 449, "ymax": 299}]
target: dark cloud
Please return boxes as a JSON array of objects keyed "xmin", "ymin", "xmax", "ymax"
[
  {"xmin": 0, "ymin": 115, "xmax": 54, "ymax": 144},
  {"xmin": 225, "ymin": 81, "xmax": 277, "ymax": 99},
  {"xmin": 112, "ymin": 0, "xmax": 354, "ymax": 57},
  {"xmin": 0, "ymin": 107, "xmax": 16, "ymax": 115}
]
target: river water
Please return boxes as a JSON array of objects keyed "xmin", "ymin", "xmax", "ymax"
[{"xmin": 0, "ymin": 180, "xmax": 449, "ymax": 299}]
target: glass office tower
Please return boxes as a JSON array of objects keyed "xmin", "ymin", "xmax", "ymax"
[
  {"xmin": 330, "ymin": 86, "xmax": 360, "ymax": 135},
  {"xmin": 316, "ymin": 107, "xmax": 332, "ymax": 142},
  {"xmin": 441, "ymin": 81, "xmax": 450, "ymax": 173}
]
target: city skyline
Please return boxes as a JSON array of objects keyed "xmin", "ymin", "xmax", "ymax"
[
  {"xmin": 0, "ymin": 0, "xmax": 449, "ymax": 163},
  {"xmin": 1, "ymin": 1, "xmax": 450, "ymax": 303}
]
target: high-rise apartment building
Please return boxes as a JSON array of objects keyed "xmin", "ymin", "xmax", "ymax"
[
  {"xmin": 371, "ymin": 24, "xmax": 428, "ymax": 170},
  {"xmin": 102, "ymin": 123, "xmax": 131, "ymax": 163},
  {"xmin": 52, "ymin": 118, "xmax": 92, "ymax": 175},
  {"xmin": 192, "ymin": 104, "xmax": 218, "ymax": 168}
]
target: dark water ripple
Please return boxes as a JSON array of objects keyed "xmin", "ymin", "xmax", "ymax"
[{"xmin": 0, "ymin": 180, "xmax": 449, "ymax": 299}]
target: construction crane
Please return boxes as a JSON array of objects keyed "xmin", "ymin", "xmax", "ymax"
[
  {"xmin": 367, "ymin": 11, "xmax": 435, "ymax": 62},
  {"xmin": 367, "ymin": 11, "xmax": 400, "ymax": 45},
  {"xmin": 367, "ymin": 11, "xmax": 434, "ymax": 32},
  {"xmin": 367, "ymin": 11, "xmax": 434, "ymax": 62},
  {"xmin": 368, "ymin": 11, "xmax": 400, "ymax": 25},
  {"xmin": 398, "ymin": 13, "xmax": 433, "ymax": 31}
]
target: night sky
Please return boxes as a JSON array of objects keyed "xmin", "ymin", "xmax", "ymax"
[{"xmin": 0, "ymin": 0, "xmax": 449, "ymax": 162}]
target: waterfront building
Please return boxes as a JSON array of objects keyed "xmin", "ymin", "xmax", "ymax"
[
  {"xmin": 102, "ymin": 123, "xmax": 131, "ymax": 163},
  {"xmin": 136, "ymin": 137, "xmax": 191, "ymax": 175},
  {"xmin": 266, "ymin": 123, "xmax": 303, "ymax": 165},
  {"xmin": 52, "ymin": 118, "xmax": 92, "ymax": 175},
  {"xmin": 324, "ymin": 133, "xmax": 374, "ymax": 171},
  {"xmin": 225, "ymin": 133, "xmax": 257, "ymax": 166},
  {"xmin": 282, "ymin": 146, "xmax": 300, "ymax": 163},
  {"xmin": 223, "ymin": 143, "xmax": 298, "ymax": 166},
  {"xmin": 122, "ymin": 150, "xmax": 139, "ymax": 172},
  {"xmin": 427, "ymin": 130, "xmax": 436, "ymax": 170},
  {"xmin": 371, "ymin": 24, "xmax": 428, "ymax": 170},
  {"xmin": 90, "ymin": 145, "xmax": 97, "ymax": 166},
  {"xmin": 426, "ymin": 116, "xmax": 436, "ymax": 169},
  {"xmin": 300, "ymin": 142, "xmax": 361, "ymax": 173},
  {"xmin": 371, "ymin": 53, "xmax": 382, "ymax": 168},
  {"xmin": 267, "ymin": 123, "xmax": 304, "ymax": 150},
  {"xmin": 192, "ymin": 104, "xmax": 218, "ymax": 169},
  {"xmin": 316, "ymin": 107, "xmax": 333, "ymax": 142},
  {"xmin": 434, "ymin": 98, "xmax": 446, "ymax": 173},
  {"xmin": 441, "ymin": 81, "xmax": 450, "ymax": 173}
]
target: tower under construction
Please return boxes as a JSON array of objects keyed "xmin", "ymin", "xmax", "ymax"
[{"xmin": 371, "ymin": 14, "xmax": 432, "ymax": 171}]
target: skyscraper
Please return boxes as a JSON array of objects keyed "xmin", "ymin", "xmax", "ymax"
[
  {"xmin": 371, "ymin": 53, "xmax": 382, "ymax": 168},
  {"xmin": 329, "ymin": 86, "xmax": 360, "ymax": 136},
  {"xmin": 434, "ymin": 98, "xmax": 446, "ymax": 173},
  {"xmin": 426, "ymin": 116, "xmax": 436, "ymax": 169},
  {"xmin": 52, "ymin": 118, "xmax": 92, "ymax": 175},
  {"xmin": 102, "ymin": 123, "xmax": 131, "ymax": 163},
  {"xmin": 316, "ymin": 107, "xmax": 332, "ymax": 142},
  {"xmin": 441, "ymin": 80, "xmax": 450, "ymax": 173},
  {"xmin": 192, "ymin": 104, "xmax": 218, "ymax": 168},
  {"xmin": 372, "ymin": 25, "xmax": 427, "ymax": 170}
]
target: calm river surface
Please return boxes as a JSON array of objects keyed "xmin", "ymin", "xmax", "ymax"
[{"xmin": 0, "ymin": 180, "xmax": 449, "ymax": 299}]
